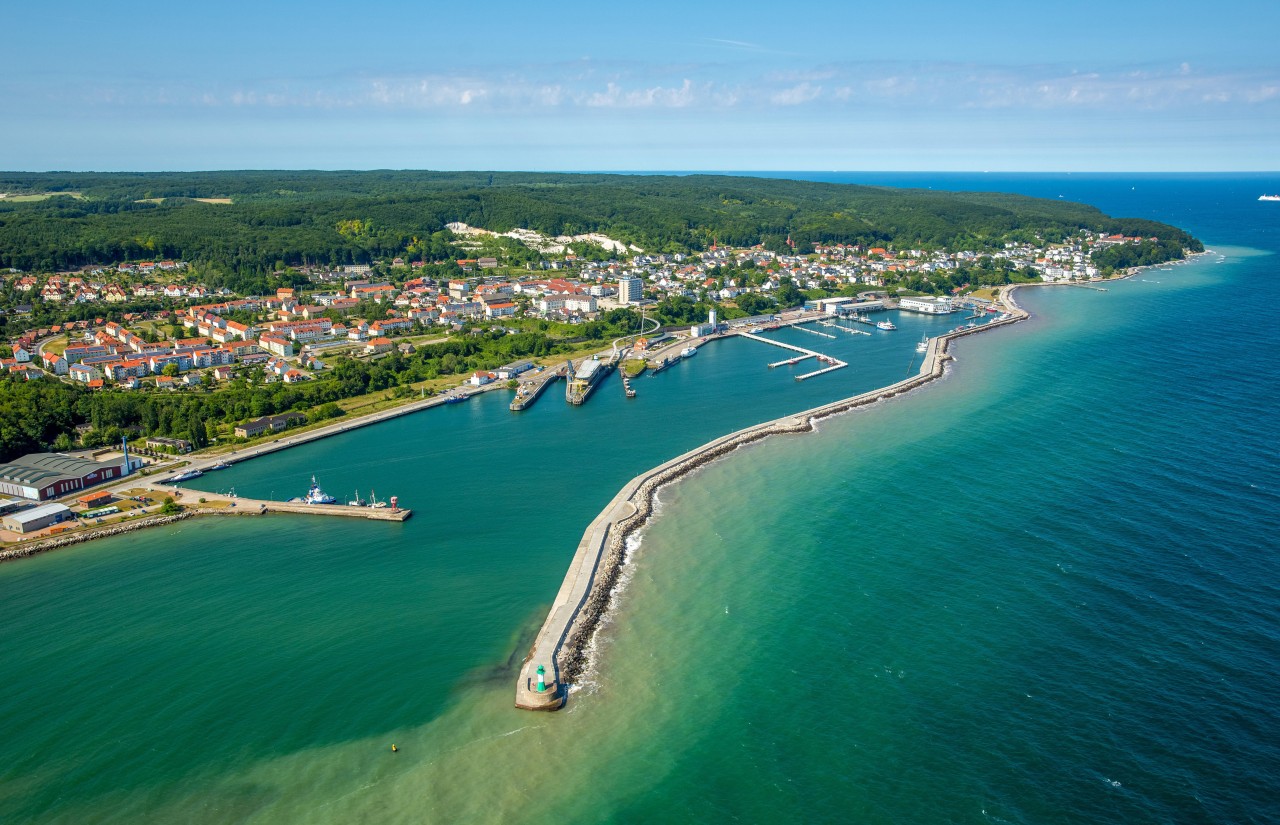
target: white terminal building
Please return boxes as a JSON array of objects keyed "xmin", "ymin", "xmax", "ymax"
[{"xmin": 898, "ymin": 296, "xmax": 955, "ymax": 314}]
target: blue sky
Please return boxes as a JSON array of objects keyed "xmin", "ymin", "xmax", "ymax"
[{"xmin": 3, "ymin": 0, "xmax": 1277, "ymax": 171}]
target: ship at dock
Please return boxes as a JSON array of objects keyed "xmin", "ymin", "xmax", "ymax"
[
  {"xmin": 566, "ymin": 357, "xmax": 610, "ymax": 405},
  {"xmin": 303, "ymin": 475, "xmax": 337, "ymax": 505}
]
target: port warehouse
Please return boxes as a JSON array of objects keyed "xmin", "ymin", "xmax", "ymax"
[
  {"xmin": 0, "ymin": 453, "xmax": 136, "ymax": 501},
  {"xmin": 802, "ymin": 296, "xmax": 960, "ymax": 315},
  {"xmin": 804, "ymin": 297, "xmax": 886, "ymax": 315},
  {"xmin": 2, "ymin": 502, "xmax": 74, "ymax": 533}
]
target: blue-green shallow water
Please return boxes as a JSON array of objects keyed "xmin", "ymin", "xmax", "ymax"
[{"xmin": 1, "ymin": 174, "xmax": 1278, "ymax": 823}]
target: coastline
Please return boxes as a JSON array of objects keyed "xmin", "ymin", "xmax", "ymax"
[{"xmin": 514, "ymin": 256, "xmax": 1210, "ymax": 710}]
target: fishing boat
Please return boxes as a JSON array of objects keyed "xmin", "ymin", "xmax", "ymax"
[
  {"xmin": 367, "ymin": 490, "xmax": 387, "ymax": 509},
  {"xmin": 444, "ymin": 394, "xmax": 467, "ymax": 404},
  {"xmin": 876, "ymin": 321, "xmax": 897, "ymax": 331},
  {"xmin": 208, "ymin": 460, "xmax": 231, "ymax": 470},
  {"xmin": 304, "ymin": 476, "xmax": 337, "ymax": 505},
  {"xmin": 348, "ymin": 491, "xmax": 368, "ymax": 507}
]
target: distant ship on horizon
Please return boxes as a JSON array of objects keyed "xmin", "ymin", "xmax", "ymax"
[{"xmin": 1260, "ymin": 194, "xmax": 1280, "ymax": 202}]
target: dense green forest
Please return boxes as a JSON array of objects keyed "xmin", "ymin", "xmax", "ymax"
[{"xmin": 0, "ymin": 171, "xmax": 1201, "ymax": 274}]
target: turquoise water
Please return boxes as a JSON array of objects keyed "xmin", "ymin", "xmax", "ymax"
[{"xmin": 1, "ymin": 175, "xmax": 1278, "ymax": 823}]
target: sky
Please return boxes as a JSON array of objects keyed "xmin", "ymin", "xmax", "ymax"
[{"xmin": 3, "ymin": 0, "xmax": 1277, "ymax": 172}]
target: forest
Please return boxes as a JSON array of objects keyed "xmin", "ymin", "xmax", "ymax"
[{"xmin": 0, "ymin": 171, "xmax": 1202, "ymax": 274}]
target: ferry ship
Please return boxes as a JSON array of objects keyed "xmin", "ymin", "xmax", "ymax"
[
  {"xmin": 1259, "ymin": 194, "xmax": 1280, "ymax": 202},
  {"xmin": 304, "ymin": 476, "xmax": 337, "ymax": 505},
  {"xmin": 876, "ymin": 321, "xmax": 897, "ymax": 331},
  {"xmin": 169, "ymin": 469, "xmax": 203, "ymax": 482},
  {"xmin": 681, "ymin": 346, "xmax": 698, "ymax": 357}
]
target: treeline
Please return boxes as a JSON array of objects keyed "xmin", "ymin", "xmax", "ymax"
[
  {"xmin": 0, "ymin": 329, "xmax": 570, "ymax": 461},
  {"xmin": 0, "ymin": 172, "xmax": 1201, "ymax": 274},
  {"xmin": 1091, "ymin": 238, "xmax": 1196, "ymax": 272}
]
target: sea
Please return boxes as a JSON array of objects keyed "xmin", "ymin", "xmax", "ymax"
[{"xmin": 0, "ymin": 173, "xmax": 1277, "ymax": 824}]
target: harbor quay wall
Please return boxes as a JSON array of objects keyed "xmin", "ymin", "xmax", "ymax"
[{"xmin": 517, "ymin": 299, "xmax": 1032, "ymax": 710}]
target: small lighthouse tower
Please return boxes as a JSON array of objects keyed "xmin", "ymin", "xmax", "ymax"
[{"xmin": 536, "ymin": 665, "xmax": 547, "ymax": 693}]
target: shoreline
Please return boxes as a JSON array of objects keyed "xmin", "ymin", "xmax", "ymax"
[{"xmin": 514, "ymin": 256, "xmax": 1212, "ymax": 710}]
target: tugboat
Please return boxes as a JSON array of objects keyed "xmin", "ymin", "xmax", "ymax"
[{"xmin": 304, "ymin": 476, "xmax": 337, "ymax": 505}]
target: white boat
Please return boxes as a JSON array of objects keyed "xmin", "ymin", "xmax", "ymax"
[
  {"xmin": 208, "ymin": 461, "xmax": 231, "ymax": 470},
  {"xmin": 876, "ymin": 321, "xmax": 897, "ymax": 331},
  {"xmin": 1259, "ymin": 194, "xmax": 1280, "ymax": 202},
  {"xmin": 304, "ymin": 475, "xmax": 337, "ymax": 505},
  {"xmin": 170, "ymin": 469, "xmax": 203, "ymax": 482},
  {"xmin": 681, "ymin": 346, "xmax": 698, "ymax": 357},
  {"xmin": 915, "ymin": 334, "xmax": 928, "ymax": 353}
]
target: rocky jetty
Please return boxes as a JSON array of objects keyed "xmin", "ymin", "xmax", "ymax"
[{"xmin": 0, "ymin": 512, "xmax": 194, "ymax": 564}]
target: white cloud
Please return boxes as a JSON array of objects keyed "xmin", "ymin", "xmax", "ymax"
[{"xmin": 50, "ymin": 60, "xmax": 1280, "ymax": 118}]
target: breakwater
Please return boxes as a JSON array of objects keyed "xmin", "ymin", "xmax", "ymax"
[
  {"xmin": 516, "ymin": 296, "xmax": 1031, "ymax": 709},
  {"xmin": 0, "ymin": 512, "xmax": 194, "ymax": 564}
]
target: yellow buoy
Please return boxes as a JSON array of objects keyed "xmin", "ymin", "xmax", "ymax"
[{"xmin": 391, "ymin": 744, "xmax": 398, "ymax": 752}]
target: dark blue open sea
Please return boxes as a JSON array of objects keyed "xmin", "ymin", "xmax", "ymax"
[{"xmin": 0, "ymin": 173, "xmax": 1277, "ymax": 823}]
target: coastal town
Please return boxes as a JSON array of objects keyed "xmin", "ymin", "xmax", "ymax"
[{"xmin": 0, "ymin": 223, "xmax": 1176, "ymax": 548}]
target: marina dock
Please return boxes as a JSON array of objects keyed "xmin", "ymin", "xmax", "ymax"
[
  {"xmin": 793, "ymin": 324, "xmax": 837, "ymax": 339},
  {"xmin": 158, "ymin": 486, "xmax": 413, "ymax": 521},
  {"xmin": 817, "ymin": 320, "xmax": 870, "ymax": 336},
  {"xmin": 735, "ymin": 330, "xmax": 849, "ymax": 379}
]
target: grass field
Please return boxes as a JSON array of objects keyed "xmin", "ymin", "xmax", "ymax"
[{"xmin": 0, "ymin": 192, "xmax": 84, "ymax": 202}]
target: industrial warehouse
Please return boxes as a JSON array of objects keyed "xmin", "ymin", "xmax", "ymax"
[{"xmin": 0, "ymin": 452, "xmax": 136, "ymax": 501}]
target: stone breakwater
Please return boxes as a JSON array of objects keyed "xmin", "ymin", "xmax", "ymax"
[
  {"xmin": 518, "ymin": 301, "xmax": 1030, "ymax": 708},
  {"xmin": 0, "ymin": 512, "xmax": 194, "ymax": 564}
]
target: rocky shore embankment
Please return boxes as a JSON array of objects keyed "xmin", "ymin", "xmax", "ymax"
[{"xmin": 0, "ymin": 512, "xmax": 195, "ymax": 563}]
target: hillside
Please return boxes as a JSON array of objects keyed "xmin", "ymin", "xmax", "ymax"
[{"xmin": 0, "ymin": 172, "xmax": 1201, "ymax": 273}]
